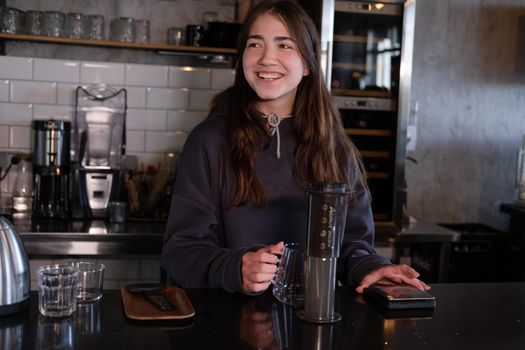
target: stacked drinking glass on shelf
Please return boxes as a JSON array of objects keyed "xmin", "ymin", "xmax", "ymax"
[
  {"xmin": 109, "ymin": 17, "xmax": 150, "ymax": 43},
  {"xmin": 0, "ymin": 6, "xmax": 105, "ymax": 40},
  {"xmin": 0, "ymin": 7, "xmax": 25, "ymax": 34}
]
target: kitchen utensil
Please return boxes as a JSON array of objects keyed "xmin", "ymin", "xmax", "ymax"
[
  {"xmin": 32, "ymin": 120, "xmax": 71, "ymax": 218},
  {"xmin": 297, "ymin": 182, "xmax": 349, "ymax": 323},
  {"xmin": 64, "ymin": 12, "xmax": 86, "ymax": 39},
  {"xmin": 25, "ymin": 10, "xmax": 42, "ymax": 35},
  {"xmin": 125, "ymin": 283, "xmax": 174, "ymax": 311},
  {"xmin": 167, "ymin": 27, "xmax": 184, "ymax": 46},
  {"xmin": 110, "ymin": 17, "xmax": 134, "ymax": 42},
  {"xmin": 73, "ymin": 84, "xmax": 127, "ymax": 219},
  {"xmin": 121, "ymin": 286, "xmax": 195, "ymax": 321},
  {"xmin": 0, "ymin": 216, "xmax": 30, "ymax": 316},
  {"xmin": 201, "ymin": 21, "xmax": 241, "ymax": 48},
  {"xmin": 37, "ymin": 264, "xmax": 78, "ymax": 317},
  {"xmin": 0, "ymin": 7, "xmax": 25, "ymax": 34},
  {"xmin": 134, "ymin": 19, "xmax": 150, "ymax": 43},
  {"xmin": 67, "ymin": 261, "xmax": 105, "ymax": 302},
  {"xmin": 272, "ymin": 243, "xmax": 306, "ymax": 306},
  {"xmin": 185, "ymin": 24, "xmax": 204, "ymax": 46},
  {"xmin": 108, "ymin": 201, "xmax": 126, "ymax": 223},
  {"xmin": 12, "ymin": 156, "xmax": 33, "ymax": 216},
  {"xmin": 86, "ymin": 15, "xmax": 104, "ymax": 40},
  {"xmin": 41, "ymin": 11, "xmax": 64, "ymax": 37}
]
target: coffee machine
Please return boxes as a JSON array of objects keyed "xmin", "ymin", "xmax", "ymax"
[
  {"xmin": 32, "ymin": 120, "xmax": 71, "ymax": 218},
  {"xmin": 72, "ymin": 84, "xmax": 127, "ymax": 218}
]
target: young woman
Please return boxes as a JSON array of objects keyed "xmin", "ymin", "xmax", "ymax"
[{"xmin": 161, "ymin": 0, "xmax": 429, "ymax": 295}]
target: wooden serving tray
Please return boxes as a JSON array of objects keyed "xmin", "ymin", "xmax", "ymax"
[{"xmin": 121, "ymin": 287, "xmax": 195, "ymax": 321}]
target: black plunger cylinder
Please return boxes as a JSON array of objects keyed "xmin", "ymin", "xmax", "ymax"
[{"xmin": 298, "ymin": 182, "xmax": 348, "ymax": 323}]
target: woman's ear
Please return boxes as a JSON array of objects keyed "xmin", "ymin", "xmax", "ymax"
[{"xmin": 303, "ymin": 65, "xmax": 310, "ymax": 76}]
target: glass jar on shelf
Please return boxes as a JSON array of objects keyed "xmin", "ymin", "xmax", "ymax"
[{"xmin": 12, "ymin": 156, "xmax": 33, "ymax": 216}]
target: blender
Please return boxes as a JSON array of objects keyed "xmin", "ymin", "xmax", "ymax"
[{"xmin": 72, "ymin": 84, "xmax": 127, "ymax": 218}]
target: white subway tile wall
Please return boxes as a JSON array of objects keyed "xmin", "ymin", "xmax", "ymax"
[
  {"xmin": 0, "ymin": 80, "xmax": 9, "ymax": 102},
  {"xmin": 146, "ymin": 87, "xmax": 189, "ymax": 109},
  {"xmin": 34, "ymin": 59, "xmax": 80, "ymax": 83},
  {"xmin": 0, "ymin": 56, "xmax": 33, "ymax": 80},
  {"xmin": 125, "ymin": 64, "xmax": 169, "ymax": 87},
  {"xmin": 9, "ymin": 126, "xmax": 31, "ymax": 149},
  {"xmin": 80, "ymin": 61, "xmax": 126, "ymax": 85},
  {"xmin": 168, "ymin": 66, "xmax": 211, "ymax": 89},
  {"xmin": 10, "ymin": 81, "xmax": 57, "ymax": 104},
  {"xmin": 0, "ymin": 55, "xmax": 235, "ymax": 198},
  {"xmin": 0, "ymin": 126, "xmax": 8, "ymax": 148},
  {"xmin": 0, "ymin": 102, "xmax": 32, "ymax": 124}
]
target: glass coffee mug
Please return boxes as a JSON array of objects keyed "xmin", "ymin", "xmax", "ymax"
[{"xmin": 272, "ymin": 242, "xmax": 306, "ymax": 306}]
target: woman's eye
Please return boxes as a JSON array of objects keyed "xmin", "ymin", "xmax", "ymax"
[
  {"xmin": 247, "ymin": 42, "xmax": 261, "ymax": 48},
  {"xmin": 280, "ymin": 42, "xmax": 295, "ymax": 49}
]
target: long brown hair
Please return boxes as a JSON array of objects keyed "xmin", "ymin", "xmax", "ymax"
[{"xmin": 212, "ymin": 0, "xmax": 368, "ymax": 207}]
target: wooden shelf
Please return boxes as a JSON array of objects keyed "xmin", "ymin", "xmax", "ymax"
[
  {"xmin": 0, "ymin": 33, "xmax": 237, "ymax": 55},
  {"xmin": 332, "ymin": 62, "xmax": 371, "ymax": 70},
  {"xmin": 367, "ymin": 172, "xmax": 390, "ymax": 179},
  {"xmin": 360, "ymin": 150, "xmax": 391, "ymax": 158},
  {"xmin": 332, "ymin": 88, "xmax": 393, "ymax": 98},
  {"xmin": 333, "ymin": 34, "xmax": 385, "ymax": 44},
  {"xmin": 346, "ymin": 128, "xmax": 393, "ymax": 136},
  {"xmin": 373, "ymin": 213, "xmax": 389, "ymax": 221}
]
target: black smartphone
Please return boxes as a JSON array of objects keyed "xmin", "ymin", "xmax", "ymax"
[{"xmin": 364, "ymin": 283, "xmax": 436, "ymax": 309}]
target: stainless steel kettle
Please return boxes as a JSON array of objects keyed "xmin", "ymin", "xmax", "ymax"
[{"xmin": 0, "ymin": 216, "xmax": 30, "ymax": 316}]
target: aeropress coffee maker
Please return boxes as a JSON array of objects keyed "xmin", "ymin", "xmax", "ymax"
[{"xmin": 297, "ymin": 182, "xmax": 349, "ymax": 323}]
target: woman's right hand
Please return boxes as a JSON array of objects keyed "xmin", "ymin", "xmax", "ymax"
[{"xmin": 241, "ymin": 241, "xmax": 284, "ymax": 293}]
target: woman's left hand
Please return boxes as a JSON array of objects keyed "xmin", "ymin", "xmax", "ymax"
[{"xmin": 355, "ymin": 264, "xmax": 431, "ymax": 294}]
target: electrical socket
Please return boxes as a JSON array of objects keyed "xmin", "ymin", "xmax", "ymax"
[{"xmin": 0, "ymin": 151, "xmax": 21, "ymax": 171}]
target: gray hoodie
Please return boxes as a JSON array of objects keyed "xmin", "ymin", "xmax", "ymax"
[{"xmin": 161, "ymin": 98, "xmax": 391, "ymax": 294}]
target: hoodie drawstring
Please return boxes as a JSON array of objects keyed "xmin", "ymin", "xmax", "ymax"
[{"xmin": 267, "ymin": 113, "xmax": 281, "ymax": 159}]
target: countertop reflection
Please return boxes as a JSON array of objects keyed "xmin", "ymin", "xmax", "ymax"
[
  {"xmin": 5, "ymin": 217, "xmax": 166, "ymax": 256},
  {"xmin": 2, "ymin": 284, "xmax": 525, "ymax": 349}
]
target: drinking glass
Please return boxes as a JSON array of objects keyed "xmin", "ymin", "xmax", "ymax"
[
  {"xmin": 110, "ymin": 17, "xmax": 134, "ymax": 42},
  {"xmin": 38, "ymin": 265, "xmax": 78, "ymax": 317},
  {"xmin": 272, "ymin": 242, "xmax": 306, "ymax": 306},
  {"xmin": 64, "ymin": 12, "xmax": 86, "ymax": 39},
  {"xmin": 86, "ymin": 15, "xmax": 104, "ymax": 40},
  {"xmin": 25, "ymin": 10, "xmax": 42, "ymax": 35},
  {"xmin": 67, "ymin": 261, "xmax": 105, "ymax": 302},
  {"xmin": 108, "ymin": 201, "xmax": 126, "ymax": 223},
  {"xmin": 41, "ymin": 11, "xmax": 64, "ymax": 37},
  {"xmin": 134, "ymin": 19, "xmax": 150, "ymax": 43}
]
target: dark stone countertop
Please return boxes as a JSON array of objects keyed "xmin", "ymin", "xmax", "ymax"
[{"xmin": 2, "ymin": 283, "xmax": 525, "ymax": 349}]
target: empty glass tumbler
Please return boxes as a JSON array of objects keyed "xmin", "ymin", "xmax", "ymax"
[
  {"xmin": 67, "ymin": 261, "xmax": 105, "ymax": 302},
  {"xmin": 134, "ymin": 19, "xmax": 150, "ymax": 43},
  {"xmin": 64, "ymin": 12, "xmax": 86, "ymax": 39},
  {"xmin": 0, "ymin": 7, "xmax": 25, "ymax": 34},
  {"xmin": 86, "ymin": 15, "xmax": 104, "ymax": 40},
  {"xmin": 110, "ymin": 17, "xmax": 134, "ymax": 42},
  {"xmin": 38, "ymin": 265, "xmax": 79, "ymax": 317},
  {"xmin": 12, "ymin": 159, "xmax": 33, "ymax": 216},
  {"xmin": 25, "ymin": 10, "xmax": 42, "ymax": 35},
  {"xmin": 42, "ymin": 11, "xmax": 64, "ymax": 37}
]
